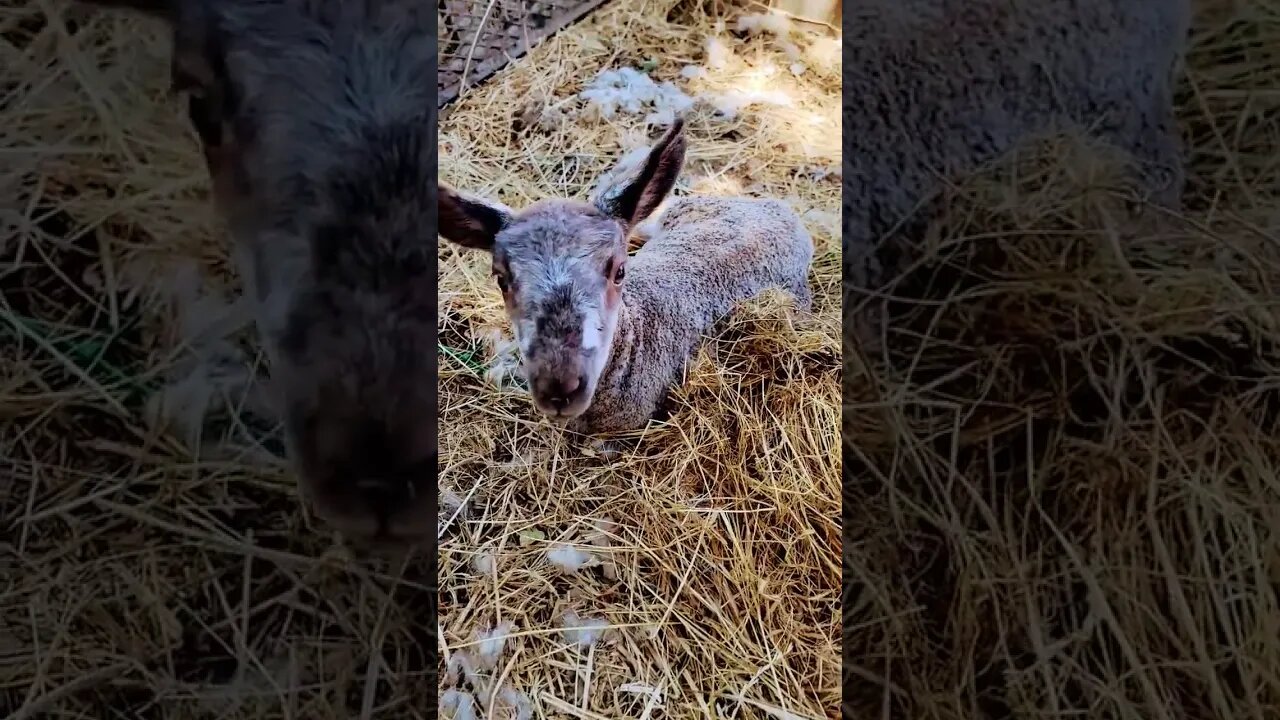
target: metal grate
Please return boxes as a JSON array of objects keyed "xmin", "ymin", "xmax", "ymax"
[{"xmin": 437, "ymin": 0, "xmax": 611, "ymax": 109}]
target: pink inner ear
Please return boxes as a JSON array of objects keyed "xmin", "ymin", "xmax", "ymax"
[
  {"xmin": 439, "ymin": 188, "xmax": 509, "ymax": 249},
  {"xmin": 629, "ymin": 129, "xmax": 684, "ymax": 227}
]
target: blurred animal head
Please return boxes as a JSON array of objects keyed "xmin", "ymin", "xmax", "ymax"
[
  {"xmin": 438, "ymin": 120, "xmax": 686, "ymax": 420},
  {"xmin": 83, "ymin": 0, "xmax": 438, "ymax": 541}
]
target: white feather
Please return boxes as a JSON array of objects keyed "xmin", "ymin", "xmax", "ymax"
[{"xmin": 546, "ymin": 544, "xmax": 596, "ymax": 573}]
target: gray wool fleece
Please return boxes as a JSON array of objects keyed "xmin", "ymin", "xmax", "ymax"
[
  {"xmin": 569, "ymin": 196, "xmax": 814, "ymax": 435},
  {"xmin": 840, "ymin": 0, "xmax": 1192, "ymax": 292}
]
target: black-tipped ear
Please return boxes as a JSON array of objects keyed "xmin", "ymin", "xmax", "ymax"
[
  {"xmin": 594, "ymin": 118, "xmax": 686, "ymax": 230},
  {"xmin": 438, "ymin": 185, "xmax": 513, "ymax": 251}
]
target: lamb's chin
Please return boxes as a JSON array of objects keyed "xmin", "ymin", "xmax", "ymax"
[{"xmin": 533, "ymin": 403, "xmax": 589, "ymax": 423}]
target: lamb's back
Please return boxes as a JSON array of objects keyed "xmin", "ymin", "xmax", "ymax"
[
  {"xmin": 570, "ymin": 195, "xmax": 814, "ymax": 435},
  {"xmin": 843, "ymin": 0, "xmax": 1192, "ymax": 287},
  {"xmin": 629, "ymin": 196, "xmax": 813, "ymax": 325}
]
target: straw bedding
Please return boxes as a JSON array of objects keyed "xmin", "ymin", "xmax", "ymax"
[
  {"xmin": 435, "ymin": 1, "xmax": 840, "ymax": 717},
  {"xmin": 2, "ymin": 0, "xmax": 1277, "ymax": 718}
]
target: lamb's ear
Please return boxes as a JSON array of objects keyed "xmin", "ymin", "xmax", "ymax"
[
  {"xmin": 438, "ymin": 185, "xmax": 513, "ymax": 251},
  {"xmin": 82, "ymin": 0, "xmax": 231, "ymax": 153},
  {"xmin": 593, "ymin": 118, "xmax": 686, "ymax": 230},
  {"xmin": 168, "ymin": 5, "xmax": 235, "ymax": 155}
]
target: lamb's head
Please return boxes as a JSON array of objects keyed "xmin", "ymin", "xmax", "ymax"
[
  {"xmin": 83, "ymin": 0, "xmax": 439, "ymax": 540},
  {"xmin": 439, "ymin": 120, "xmax": 687, "ymax": 421}
]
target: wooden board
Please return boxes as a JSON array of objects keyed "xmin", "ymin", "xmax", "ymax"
[{"xmin": 437, "ymin": 0, "xmax": 613, "ymax": 110}]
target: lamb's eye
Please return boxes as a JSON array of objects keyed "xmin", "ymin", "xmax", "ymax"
[{"xmin": 613, "ymin": 263, "xmax": 626, "ymax": 284}]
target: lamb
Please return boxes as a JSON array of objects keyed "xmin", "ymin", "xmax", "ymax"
[
  {"xmin": 80, "ymin": 0, "xmax": 439, "ymax": 541},
  {"xmin": 841, "ymin": 0, "xmax": 1193, "ymax": 296},
  {"xmin": 438, "ymin": 119, "xmax": 815, "ymax": 435}
]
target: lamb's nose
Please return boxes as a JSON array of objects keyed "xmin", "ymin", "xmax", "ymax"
[{"xmin": 548, "ymin": 375, "xmax": 585, "ymax": 410}]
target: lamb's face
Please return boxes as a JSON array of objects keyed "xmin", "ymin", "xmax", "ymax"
[
  {"xmin": 94, "ymin": 0, "xmax": 444, "ymax": 541},
  {"xmin": 493, "ymin": 201, "xmax": 629, "ymax": 420},
  {"xmin": 438, "ymin": 120, "xmax": 685, "ymax": 423}
]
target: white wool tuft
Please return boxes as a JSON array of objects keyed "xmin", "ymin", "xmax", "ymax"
[
  {"xmin": 804, "ymin": 164, "xmax": 841, "ymax": 182},
  {"xmin": 705, "ymin": 35, "xmax": 733, "ymax": 70},
  {"xmin": 805, "ymin": 36, "xmax": 841, "ymax": 72},
  {"xmin": 473, "ymin": 620, "xmax": 516, "ymax": 668},
  {"xmin": 561, "ymin": 610, "xmax": 611, "ymax": 647},
  {"xmin": 789, "ymin": 62, "xmax": 806, "ymax": 77},
  {"xmin": 587, "ymin": 516, "xmax": 617, "ymax": 547},
  {"xmin": 445, "ymin": 650, "xmax": 485, "ymax": 690},
  {"xmin": 735, "ymin": 11, "xmax": 792, "ymax": 37},
  {"xmin": 680, "ymin": 64, "xmax": 706, "ymax": 80},
  {"xmin": 496, "ymin": 686, "xmax": 534, "ymax": 720},
  {"xmin": 579, "ymin": 67, "xmax": 693, "ymax": 126},
  {"xmin": 472, "ymin": 551, "xmax": 495, "ymax": 574},
  {"xmin": 440, "ymin": 689, "xmax": 479, "ymax": 720},
  {"xmin": 802, "ymin": 208, "xmax": 841, "ymax": 239},
  {"xmin": 440, "ymin": 486, "xmax": 466, "ymax": 512},
  {"xmin": 438, "ymin": 486, "xmax": 469, "ymax": 538},
  {"xmin": 779, "ymin": 40, "xmax": 803, "ymax": 62},
  {"xmin": 482, "ymin": 328, "xmax": 525, "ymax": 390},
  {"xmin": 546, "ymin": 544, "xmax": 596, "ymax": 573},
  {"xmin": 706, "ymin": 89, "xmax": 791, "ymax": 120}
]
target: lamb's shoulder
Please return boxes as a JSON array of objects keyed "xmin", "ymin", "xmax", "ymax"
[
  {"xmin": 568, "ymin": 299, "xmax": 688, "ymax": 435},
  {"xmin": 655, "ymin": 196, "xmax": 801, "ymax": 237},
  {"xmin": 568, "ymin": 197, "xmax": 815, "ymax": 436},
  {"xmin": 636, "ymin": 196, "xmax": 807, "ymax": 270}
]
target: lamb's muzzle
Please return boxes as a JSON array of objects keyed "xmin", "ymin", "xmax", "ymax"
[{"xmin": 81, "ymin": 0, "xmax": 441, "ymax": 541}]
